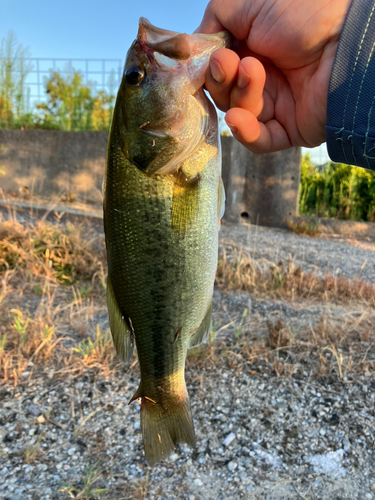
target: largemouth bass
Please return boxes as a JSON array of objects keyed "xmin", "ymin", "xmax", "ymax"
[{"xmin": 104, "ymin": 18, "xmax": 230, "ymax": 466}]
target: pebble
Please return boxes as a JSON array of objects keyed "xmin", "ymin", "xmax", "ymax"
[
  {"xmin": 222, "ymin": 432, "xmax": 236, "ymax": 447},
  {"xmin": 228, "ymin": 461, "xmax": 238, "ymax": 472},
  {"xmin": 194, "ymin": 478, "xmax": 203, "ymax": 487},
  {"xmin": 343, "ymin": 437, "xmax": 350, "ymax": 450},
  {"xmin": 169, "ymin": 453, "xmax": 179, "ymax": 463},
  {"xmin": 25, "ymin": 404, "xmax": 42, "ymax": 416}
]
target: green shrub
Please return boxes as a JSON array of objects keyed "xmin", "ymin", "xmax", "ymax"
[{"xmin": 299, "ymin": 154, "xmax": 375, "ymax": 222}]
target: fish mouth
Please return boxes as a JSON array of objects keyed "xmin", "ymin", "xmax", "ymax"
[
  {"xmin": 138, "ymin": 17, "xmax": 232, "ymax": 93},
  {"xmin": 136, "ymin": 19, "xmax": 231, "ymax": 140},
  {"xmin": 131, "ymin": 19, "xmax": 231, "ymax": 176}
]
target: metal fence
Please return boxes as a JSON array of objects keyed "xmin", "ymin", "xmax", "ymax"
[{"xmin": 23, "ymin": 57, "xmax": 123, "ymax": 103}]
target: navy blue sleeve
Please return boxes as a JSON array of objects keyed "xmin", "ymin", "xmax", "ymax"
[{"xmin": 325, "ymin": 0, "xmax": 375, "ymax": 170}]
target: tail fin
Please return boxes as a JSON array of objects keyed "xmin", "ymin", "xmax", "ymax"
[{"xmin": 140, "ymin": 394, "xmax": 195, "ymax": 466}]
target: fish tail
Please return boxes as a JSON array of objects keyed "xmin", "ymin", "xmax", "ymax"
[{"xmin": 135, "ymin": 389, "xmax": 195, "ymax": 466}]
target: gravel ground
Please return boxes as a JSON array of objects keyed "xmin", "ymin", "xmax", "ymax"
[
  {"xmin": 220, "ymin": 223, "xmax": 375, "ymax": 282},
  {"xmin": 1, "ymin": 221, "xmax": 375, "ymax": 500}
]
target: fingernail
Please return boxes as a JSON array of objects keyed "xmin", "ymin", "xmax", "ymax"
[
  {"xmin": 237, "ymin": 66, "xmax": 250, "ymax": 89},
  {"xmin": 225, "ymin": 119, "xmax": 238, "ymax": 134},
  {"xmin": 210, "ymin": 58, "xmax": 226, "ymax": 84}
]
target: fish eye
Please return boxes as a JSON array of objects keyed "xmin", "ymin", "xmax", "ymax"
[{"xmin": 125, "ymin": 64, "xmax": 145, "ymax": 85}]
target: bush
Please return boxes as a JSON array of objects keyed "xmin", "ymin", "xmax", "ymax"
[{"xmin": 299, "ymin": 154, "xmax": 375, "ymax": 222}]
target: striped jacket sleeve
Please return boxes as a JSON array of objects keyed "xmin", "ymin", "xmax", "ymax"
[{"xmin": 325, "ymin": 0, "xmax": 375, "ymax": 170}]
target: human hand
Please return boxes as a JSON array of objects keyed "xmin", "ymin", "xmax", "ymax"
[{"xmin": 197, "ymin": 0, "xmax": 351, "ymax": 153}]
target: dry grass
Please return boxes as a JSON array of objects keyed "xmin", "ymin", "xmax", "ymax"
[
  {"xmin": 0, "ymin": 217, "xmax": 118, "ymax": 385},
  {"xmin": 0, "ymin": 300, "xmax": 121, "ymax": 385},
  {"xmin": 216, "ymin": 247, "xmax": 375, "ymax": 306},
  {"xmin": 0, "ymin": 217, "xmax": 374, "ymax": 389},
  {"xmin": 188, "ymin": 310, "xmax": 375, "ymax": 380},
  {"xmin": 0, "ymin": 218, "xmax": 106, "ymax": 287},
  {"xmin": 286, "ymin": 218, "xmax": 320, "ymax": 237}
]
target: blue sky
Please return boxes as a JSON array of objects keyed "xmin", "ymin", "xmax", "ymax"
[
  {"xmin": 1, "ymin": 0, "xmax": 329, "ymax": 163},
  {"xmin": 1, "ymin": 0, "xmax": 206, "ymax": 60}
]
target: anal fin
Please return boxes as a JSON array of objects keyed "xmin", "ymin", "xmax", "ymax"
[
  {"xmin": 107, "ymin": 275, "xmax": 134, "ymax": 361},
  {"xmin": 188, "ymin": 300, "xmax": 212, "ymax": 349}
]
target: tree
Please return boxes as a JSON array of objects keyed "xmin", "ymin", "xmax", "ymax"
[
  {"xmin": 36, "ymin": 66, "xmax": 115, "ymax": 131},
  {"xmin": 0, "ymin": 31, "xmax": 32, "ymax": 128}
]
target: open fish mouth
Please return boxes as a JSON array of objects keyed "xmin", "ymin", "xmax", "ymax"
[
  {"xmin": 120, "ymin": 18, "xmax": 232, "ymax": 176},
  {"xmin": 138, "ymin": 17, "xmax": 232, "ymax": 93}
]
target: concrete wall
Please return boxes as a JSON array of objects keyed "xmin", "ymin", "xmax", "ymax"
[
  {"xmin": 221, "ymin": 136, "xmax": 301, "ymax": 227},
  {"xmin": 0, "ymin": 130, "xmax": 108, "ymax": 204},
  {"xmin": 0, "ymin": 130, "xmax": 301, "ymax": 227}
]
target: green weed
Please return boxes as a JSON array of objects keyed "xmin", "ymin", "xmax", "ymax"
[
  {"xmin": 72, "ymin": 326, "xmax": 110, "ymax": 359},
  {"xmin": 25, "ymin": 432, "xmax": 45, "ymax": 464},
  {"xmin": 11, "ymin": 309, "xmax": 30, "ymax": 345},
  {"xmin": 0, "ymin": 334, "xmax": 6, "ymax": 353},
  {"xmin": 60, "ymin": 461, "xmax": 107, "ymax": 499}
]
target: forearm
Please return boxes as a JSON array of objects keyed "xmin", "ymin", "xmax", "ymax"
[{"xmin": 325, "ymin": 0, "xmax": 375, "ymax": 170}]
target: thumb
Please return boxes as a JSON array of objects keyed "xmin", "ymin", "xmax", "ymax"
[{"xmin": 195, "ymin": 6, "xmax": 224, "ymax": 34}]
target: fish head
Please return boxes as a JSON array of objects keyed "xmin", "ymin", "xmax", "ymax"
[{"xmin": 115, "ymin": 18, "xmax": 231, "ymax": 176}]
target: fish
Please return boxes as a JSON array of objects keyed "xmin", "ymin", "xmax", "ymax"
[{"xmin": 103, "ymin": 17, "xmax": 230, "ymax": 466}]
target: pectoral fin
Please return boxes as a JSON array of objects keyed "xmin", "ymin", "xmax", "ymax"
[
  {"xmin": 218, "ymin": 177, "xmax": 225, "ymax": 228},
  {"xmin": 188, "ymin": 300, "xmax": 212, "ymax": 348},
  {"xmin": 107, "ymin": 275, "xmax": 134, "ymax": 361}
]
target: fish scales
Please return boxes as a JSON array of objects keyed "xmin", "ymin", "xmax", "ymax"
[
  {"xmin": 106, "ymin": 145, "xmax": 218, "ymax": 374},
  {"xmin": 104, "ymin": 17, "xmax": 230, "ymax": 465}
]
